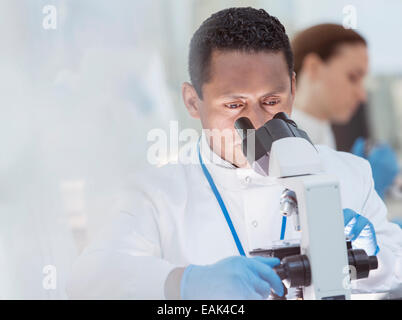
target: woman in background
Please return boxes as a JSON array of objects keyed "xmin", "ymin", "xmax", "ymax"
[{"xmin": 291, "ymin": 24, "xmax": 399, "ymax": 201}]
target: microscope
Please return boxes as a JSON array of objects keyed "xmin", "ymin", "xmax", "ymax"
[{"xmin": 235, "ymin": 112, "xmax": 378, "ymax": 300}]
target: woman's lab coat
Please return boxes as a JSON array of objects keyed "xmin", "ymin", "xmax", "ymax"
[
  {"xmin": 67, "ymin": 135, "xmax": 402, "ymax": 299},
  {"xmin": 292, "ymin": 108, "xmax": 337, "ymax": 149}
]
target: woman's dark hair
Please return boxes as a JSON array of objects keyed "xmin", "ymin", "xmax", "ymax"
[{"xmin": 291, "ymin": 24, "xmax": 367, "ymax": 77}]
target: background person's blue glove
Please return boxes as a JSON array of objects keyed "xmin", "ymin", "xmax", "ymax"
[
  {"xmin": 392, "ymin": 218, "xmax": 402, "ymax": 229},
  {"xmin": 351, "ymin": 137, "xmax": 399, "ymax": 199},
  {"xmin": 180, "ymin": 256, "xmax": 284, "ymax": 300},
  {"xmin": 343, "ymin": 208, "xmax": 379, "ymax": 256}
]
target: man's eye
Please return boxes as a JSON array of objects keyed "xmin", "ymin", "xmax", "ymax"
[
  {"xmin": 263, "ymin": 100, "xmax": 280, "ymax": 106},
  {"xmin": 225, "ymin": 103, "xmax": 244, "ymax": 109}
]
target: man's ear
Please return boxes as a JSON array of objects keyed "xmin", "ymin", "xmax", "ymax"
[{"xmin": 182, "ymin": 82, "xmax": 201, "ymax": 119}]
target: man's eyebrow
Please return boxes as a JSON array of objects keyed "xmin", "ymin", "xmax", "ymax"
[
  {"xmin": 219, "ymin": 86, "xmax": 289, "ymax": 99},
  {"xmin": 219, "ymin": 94, "xmax": 247, "ymax": 99},
  {"xmin": 261, "ymin": 86, "xmax": 288, "ymax": 97}
]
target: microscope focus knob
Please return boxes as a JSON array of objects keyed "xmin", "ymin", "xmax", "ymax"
[
  {"xmin": 273, "ymin": 254, "xmax": 311, "ymax": 288},
  {"xmin": 347, "ymin": 249, "xmax": 378, "ymax": 280}
]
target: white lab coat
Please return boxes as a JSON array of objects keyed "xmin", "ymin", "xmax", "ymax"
[
  {"xmin": 67, "ymin": 135, "xmax": 402, "ymax": 299},
  {"xmin": 292, "ymin": 108, "xmax": 337, "ymax": 149}
]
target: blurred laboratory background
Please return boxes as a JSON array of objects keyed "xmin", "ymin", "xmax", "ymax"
[{"xmin": 1, "ymin": 0, "xmax": 402, "ymax": 299}]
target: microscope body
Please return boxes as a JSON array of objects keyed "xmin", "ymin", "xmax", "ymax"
[
  {"xmin": 234, "ymin": 113, "xmax": 376, "ymax": 299},
  {"xmin": 271, "ymin": 137, "xmax": 351, "ymax": 299}
]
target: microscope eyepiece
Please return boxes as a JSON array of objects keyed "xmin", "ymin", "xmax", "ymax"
[{"xmin": 234, "ymin": 117, "xmax": 255, "ymax": 140}]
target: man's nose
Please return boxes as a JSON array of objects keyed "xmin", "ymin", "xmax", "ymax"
[{"xmin": 242, "ymin": 106, "xmax": 270, "ymax": 129}]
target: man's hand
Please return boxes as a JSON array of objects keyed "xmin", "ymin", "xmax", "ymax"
[{"xmin": 180, "ymin": 256, "xmax": 284, "ymax": 300}]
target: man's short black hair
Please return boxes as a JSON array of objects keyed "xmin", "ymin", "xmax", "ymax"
[{"xmin": 189, "ymin": 7, "xmax": 294, "ymax": 99}]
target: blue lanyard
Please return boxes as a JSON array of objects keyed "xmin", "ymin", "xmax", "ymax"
[
  {"xmin": 280, "ymin": 216, "xmax": 287, "ymax": 240},
  {"xmin": 197, "ymin": 140, "xmax": 287, "ymax": 255},
  {"xmin": 197, "ymin": 141, "xmax": 246, "ymax": 256}
]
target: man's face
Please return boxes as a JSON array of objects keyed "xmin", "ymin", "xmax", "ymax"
[{"xmin": 183, "ymin": 49, "xmax": 296, "ymax": 167}]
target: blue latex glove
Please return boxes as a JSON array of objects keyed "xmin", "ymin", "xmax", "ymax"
[
  {"xmin": 351, "ymin": 137, "xmax": 399, "ymax": 199},
  {"xmin": 180, "ymin": 256, "xmax": 284, "ymax": 300},
  {"xmin": 343, "ymin": 208, "xmax": 379, "ymax": 256},
  {"xmin": 392, "ymin": 218, "xmax": 402, "ymax": 229}
]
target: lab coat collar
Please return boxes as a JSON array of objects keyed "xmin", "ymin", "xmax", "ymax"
[
  {"xmin": 198, "ymin": 132, "xmax": 279, "ymax": 191},
  {"xmin": 291, "ymin": 108, "xmax": 336, "ymax": 149},
  {"xmin": 292, "ymin": 108, "xmax": 330, "ymax": 128}
]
